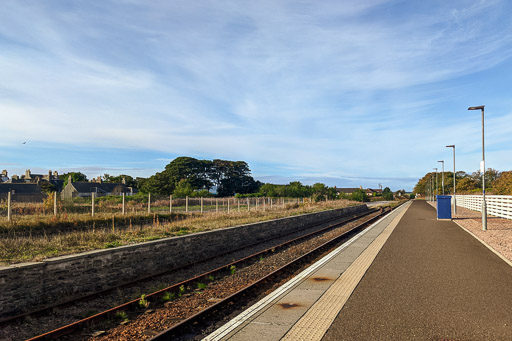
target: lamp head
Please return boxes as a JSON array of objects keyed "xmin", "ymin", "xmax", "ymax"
[
  {"xmin": 446, "ymin": 145, "xmax": 455, "ymax": 148},
  {"xmin": 468, "ymin": 105, "xmax": 485, "ymax": 110}
]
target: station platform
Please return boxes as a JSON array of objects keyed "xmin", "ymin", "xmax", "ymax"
[{"xmin": 204, "ymin": 200, "xmax": 512, "ymax": 341}]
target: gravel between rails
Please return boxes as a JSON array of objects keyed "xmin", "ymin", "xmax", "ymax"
[
  {"xmin": 89, "ymin": 212, "xmax": 380, "ymax": 341},
  {"xmin": 427, "ymin": 201, "xmax": 512, "ymax": 262},
  {"xmin": 1, "ymin": 211, "xmax": 379, "ymax": 341}
]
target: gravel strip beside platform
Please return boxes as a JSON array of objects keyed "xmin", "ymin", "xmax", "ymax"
[{"xmin": 428, "ymin": 200, "xmax": 512, "ymax": 263}]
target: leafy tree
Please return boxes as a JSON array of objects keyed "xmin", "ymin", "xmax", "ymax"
[
  {"xmin": 60, "ymin": 172, "xmax": 88, "ymax": 188},
  {"xmin": 173, "ymin": 179, "xmax": 194, "ymax": 198},
  {"xmin": 351, "ymin": 189, "xmax": 369, "ymax": 202},
  {"xmin": 493, "ymin": 171, "xmax": 512, "ymax": 195},
  {"xmin": 40, "ymin": 182, "xmax": 58, "ymax": 194},
  {"xmin": 311, "ymin": 183, "xmax": 328, "ymax": 202},
  {"xmin": 456, "ymin": 177, "xmax": 478, "ymax": 193},
  {"xmin": 165, "ymin": 157, "xmax": 213, "ymax": 191},
  {"xmin": 140, "ymin": 171, "xmax": 173, "ymax": 195},
  {"xmin": 103, "ymin": 174, "xmax": 138, "ymax": 188},
  {"xmin": 485, "ymin": 168, "xmax": 501, "ymax": 190},
  {"xmin": 395, "ymin": 189, "xmax": 406, "ymax": 198},
  {"xmin": 139, "ymin": 156, "xmax": 260, "ymax": 197},
  {"xmin": 214, "ymin": 160, "xmax": 259, "ymax": 196},
  {"xmin": 382, "ymin": 187, "xmax": 394, "ymax": 200}
]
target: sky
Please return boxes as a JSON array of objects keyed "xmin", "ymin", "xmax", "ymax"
[{"xmin": 1, "ymin": 0, "xmax": 512, "ymax": 191}]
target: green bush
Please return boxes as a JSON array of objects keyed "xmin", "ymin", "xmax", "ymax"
[{"xmin": 351, "ymin": 189, "xmax": 369, "ymax": 202}]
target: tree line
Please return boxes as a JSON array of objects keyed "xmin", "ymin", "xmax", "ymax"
[
  {"xmin": 54, "ymin": 156, "xmax": 397, "ymax": 201},
  {"xmin": 413, "ymin": 168, "xmax": 512, "ymax": 195}
]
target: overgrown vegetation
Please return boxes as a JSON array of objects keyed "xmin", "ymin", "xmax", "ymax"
[
  {"xmin": 0, "ymin": 199, "xmax": 362, "ymax": 265},
  {"xmin": 414, "ymin": 168, "xmax": 512, "ymax": 195}
]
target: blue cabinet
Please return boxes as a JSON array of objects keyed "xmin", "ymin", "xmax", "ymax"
[{"xmin": 436, "ymin": 195, "xmax": 452, "ymax": 220}]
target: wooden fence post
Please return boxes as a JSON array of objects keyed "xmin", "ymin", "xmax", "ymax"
[
  {"xmin": 91, "ymin": 192, "xmax": 95, "ymax": 217},
  {"xmin": 227, "ymin": 198, "xmax": 230, "ymax": 213},
  {"xmin": 270, "ymin": 198, "xmax": 273, "ymax": 210},
  {"xmin": 247, "ymin": 198, "xmax": 250, "ymax": 211},
  {"xmin": 7, "ymin": 191, "xmax": 11, "ymax": 222},
  {"xmin": 170, "ymin": 195, "xmax": 173, "ymax": 213},
  {"xmin": 238, "ymin": 198, "xmax": 240, "ymax": 212},
  {"xmin": 54, "ymin": 191, "xmax": 58, "ymax": 216},
  {"xmin": 122, "ymin": 193, "xmax": 125, "ymax": 215},
  {"xmin": 201, "ymin": 197, "xmax": 203, "ymax": 214},
  {"xmin": 148, "ymin": 193, "xmax": 151, "ymax": 213},
  {"xmin": 186, "ymin": 196, "xmax": 189, "ymax": 213},
  {"xmin": 216, "ymin": 198, "xmax": 218, "ymax": 213}
]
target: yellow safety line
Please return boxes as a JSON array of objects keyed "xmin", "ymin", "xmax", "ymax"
[{"xmin": 281, "ymin": 202, "xmax": 410, "ymax": 341}]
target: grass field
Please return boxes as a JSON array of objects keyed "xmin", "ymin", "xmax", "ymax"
[{"xmin": 0, "ymin": 199, "xmax": 378, "ymax": 265}]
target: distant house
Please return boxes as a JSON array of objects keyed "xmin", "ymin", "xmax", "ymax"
[
  {"xmin": 365, "ymin": 188, "xmax": 383, "ymax": 196},
  {"xmin": 0, "ymin": 183, "xmax": 45, "ymax": 202},
  {"xmin": 61, "ymin": 176, "xmax": 137, "ymax": 200},
  {"xmin": 6, "ymin": 169, "xmax": 64, "ymax": 191},
  {"xmin": 336, "ymin": 187, "xmax": 383, "ymax": 197},
  {"xmin": 0, "ymin": 170, "xmax": 8, "ymax": 183},
  {"xmin": 335, "ymin": 188, "xmax": 361, "ymax": 195}
]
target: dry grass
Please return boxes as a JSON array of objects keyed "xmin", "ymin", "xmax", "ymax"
[{"xmin": 0, "ymin": 199, "xmax": 360, "ymax": 265}]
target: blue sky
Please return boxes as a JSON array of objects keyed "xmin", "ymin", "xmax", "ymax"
[{"xmin": 1, "ymin": 0, "xmax": 512, "ymax": 191}]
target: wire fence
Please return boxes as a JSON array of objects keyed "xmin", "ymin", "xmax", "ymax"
[
  {"xmin": 455, "ymin": 194, "xmax": 512, "ymax": 220},
  {"xmin": 0, "ymin": 193, "xmax": 310, "ymax": 222}
]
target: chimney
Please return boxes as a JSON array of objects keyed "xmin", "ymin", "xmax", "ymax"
[
  {"xmin": 122, "ymin": 177, "xmax": 126, "ymax": 185},
  {"xmin": 54, "ymin": 170, "xmax": 58, "ymax": 177},
  {"xmin": 68, "ymin": 175, "xmax": 72, "ymax": 185},
  {"xmin": 1, "ymin": 170, "xmax": 6, "ymax": 177},
  {"xmin": 25, "ymin": 169, "xmax": 31, "ymax": 179},
  {"xmin": 97, "ymin": 176, "xmax": 102, "ymax": 184},
  {"xmin": 48, "ymin": 170, "xmax": 52, "ymax": 180}
]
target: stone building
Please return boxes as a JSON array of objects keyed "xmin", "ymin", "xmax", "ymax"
[
  {"xmin": 61, "ymin": 176, "xmax": 137, "ymax": 200},
  {"xmin": 0, "ymin": 183, "xmax": 45, "ymax": 202}
]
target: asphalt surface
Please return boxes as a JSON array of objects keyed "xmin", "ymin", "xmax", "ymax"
[{"xmin": 322, "ymin": 200, "xmax": 512, "ymax": 341}]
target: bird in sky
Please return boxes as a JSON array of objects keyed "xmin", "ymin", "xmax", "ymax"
[{"xmin": 22, "ymin": 142, "xmax": 26, "ymax": 144}]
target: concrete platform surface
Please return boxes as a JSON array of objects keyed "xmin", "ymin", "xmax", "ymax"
[
  {"xmin": 205, "ymin": 201, "xmax": 410, "ymax": 341},
  {"xmin": 322, "ymin": 200, "xmax": 512, "ymax": 341},
  {"xmin": 206, "ymin": 200, "xmax": 512, "ymax": 341}
]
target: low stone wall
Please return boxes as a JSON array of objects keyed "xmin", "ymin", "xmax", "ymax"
[{"xmin": 0, "ymin": 204, "xmax": 367, "ymax": 319}]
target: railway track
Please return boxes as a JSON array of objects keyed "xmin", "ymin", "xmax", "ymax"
[
  {"xmin": 4, "ymin": 204, "xmax": 399, "ymax": 340},
  {"xmin": 148, "ymin": 204, "xmax": 399, "ymax": 340}
]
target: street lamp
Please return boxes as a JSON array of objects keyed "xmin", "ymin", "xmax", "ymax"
[
  {"xmin": 468, "ymin": 105, "xmax": 487, "ymax": 231},
  {"xmin": 433, "ymin": 168, "xmax": 438, "ymax": 201},
  {"xmin": 438, "ymin": 160, "xmax": 444, "ymax": 195},
  {"xmin": 431, "ymin": 175, "xmax": 434, "ymax": 201},
  {"xmin": 446, "ymin": 145, "xmax": 456, "ymax": 215}
]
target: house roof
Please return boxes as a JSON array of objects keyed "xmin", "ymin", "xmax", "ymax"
[
  {"xmin": 336, "ymin": 188, "xmax": 361, "ymax": 193},
  {"xmin": 71, "ymin": 182, "xmax": 129, "ymax": 194},
  {"xmin": 365, "ymin": 188, "xmax": 383, "ymax": 193},
  {"xmin": 0, "ymin": 183, "xmax": 43, "ymax": 194}
]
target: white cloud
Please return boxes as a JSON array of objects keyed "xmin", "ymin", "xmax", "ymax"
[{"xmin": 1, "ymin": 0, "xmax": 512, "ymax": 190}]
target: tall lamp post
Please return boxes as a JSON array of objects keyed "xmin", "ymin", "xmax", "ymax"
[
  {"xmin": 431, "ymin": 175, "xmax": 434, "ymax": 201},
  {"xmin": 438, "ymin": 160, "xmax": 444, "ymax": 195},
  {"xmin": 446, "ymin": 145, "xmax": 456, "ymax": 215},
  {"xmin": 468, "ymin": 105, "xmax": 487, "ymax": 231},
  {"xmin": 433, "ymin": 168, "xmax": 438, "ymax": 201}
]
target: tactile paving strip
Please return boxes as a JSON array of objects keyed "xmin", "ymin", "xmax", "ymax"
[{"xmin": 281, "ymin": 202, "xmax": 409, "ymax": 341}]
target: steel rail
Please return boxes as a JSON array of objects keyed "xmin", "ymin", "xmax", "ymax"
[
  {"xmin": 149, "ymin": 205, "xmax": 397, "ymax": 340},
  {"xmin": 24, "ymin": 206, "xmax": 383, "ymax": 340},
  {"xmin": 2, "ymin": 205, "xmax": 371, "ymax": 326}
]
